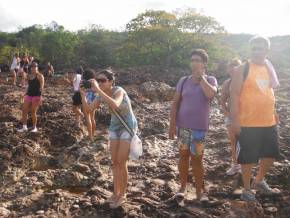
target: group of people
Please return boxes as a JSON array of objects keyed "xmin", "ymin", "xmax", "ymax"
[
  {"xmin": 169, "ymin": 35, "xmax": 280, "ymax": 203},
  {"xmin": 10, "ymin": 53, "xmax": 34, "ymax": 87},
  {"xmin": 9, "ymin": 52, "xmax": 54, "ymax": 87},
  {"xmin": 15, "ymin": 35, "xmax": 281, "ymax": 208}
]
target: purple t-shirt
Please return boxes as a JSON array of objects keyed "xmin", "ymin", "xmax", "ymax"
[{"xmin": 176, "ymin": 76, "xmax": 218, "ymax": 131}]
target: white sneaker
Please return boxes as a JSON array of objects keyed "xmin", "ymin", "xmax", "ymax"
[
  {"xmin": 31, "ymin": 127, "xmax": 38, "ymax": 133},
  {"xmin": 17, "ymin": 127, "xmax": 28, "ymax": 132},
  {"xmin": 226, "ymin": 164, "xmax": 241, "ymax": 176}
]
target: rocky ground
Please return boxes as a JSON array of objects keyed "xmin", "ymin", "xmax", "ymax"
[{"xmin": 0, "ymin": 69, "xmax": 289, "ymax": 218}]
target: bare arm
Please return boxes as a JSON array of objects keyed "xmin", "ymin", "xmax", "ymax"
[
  {"xmin": 63, "ymin": 78, "xmax": 73, "ymax": 86},
  {"xmin": 63, "ymin": 73, "xmax": 74, "ymax": 86},
  {"xmin": 97, "ymin": 88, "xmax": 124, "ymax": 110},
  {"xmin": 168, "ymin": 92, "xmax": 181, "ymax": 139},
  {"xmin": 37, "ymin": 73, "xmax": 45, "ymax": 92},
  {"xmin": 229, "ymin": 64, "xmax": 244, "ymax": 135},
  {"xmin": 199, "ymin": 76, "xmax": 217, "ymax": 99},
  {"xmin": 89, "ymin": 79, "xmax": 124, "ymax": 110},
  {"xmin": 220, "ymin": 79, "xmax": 230, "ymax": 116}
]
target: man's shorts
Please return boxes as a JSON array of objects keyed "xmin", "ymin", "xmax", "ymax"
[
  {"xmin": 72, "ymin": 91, "xmax": 82, "ymax": 106},
  {"xmin": 237, "ymin": 126, "xmax": 279, "ymax": 164},
  {"xmin": 24, "ymin": 95, "xmax": 41, "ymax": 104},
  {"xmin": 109, "ymin": 129, "xmax": 132, "ymax": 142}
]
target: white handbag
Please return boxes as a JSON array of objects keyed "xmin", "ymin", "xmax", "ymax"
[{"xmin": 110, "ymin": 108, "xmax": 142, "ymax": 160}]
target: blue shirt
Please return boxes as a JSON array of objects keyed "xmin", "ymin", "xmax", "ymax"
[{"xmin": 95, "ymin": 86, "xmax": 138, "ymax": 133}]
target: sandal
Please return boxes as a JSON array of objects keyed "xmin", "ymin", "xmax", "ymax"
[
  {"xmin": 174, "ymin": 192, "xmax": 185, "ymax": 199},
  {"xmin": 174, "ymin": 187, "xmax": 186, "ymax": 200},
  {"xmin": 197, "ymin": 192, "xmax": 209, "ymax": 202},
  {"xmin": 109, "ymin": 196, "xmax": 126, "ymax": 209},
  {"xmin": 105, "ymin": 194, "xmax": 117, "ymax": 203}
]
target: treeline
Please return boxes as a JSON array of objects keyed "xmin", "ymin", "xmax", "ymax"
[
  {"xmin": 0, "ymin": 9, "xmax": 232, "ymax": 71},
  {"xmin": 0, "ymin": 9, "xmax": 289, "ymax": 72}
]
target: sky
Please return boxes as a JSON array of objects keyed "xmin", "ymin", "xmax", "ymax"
[{"xmin": 0, "ymin": 0, "xmax": 289, "ymax": 36}]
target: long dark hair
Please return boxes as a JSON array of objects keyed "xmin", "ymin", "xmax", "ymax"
[{"xmin": 82, "ymin": 68, "xmax": 95, "ymax": 80}]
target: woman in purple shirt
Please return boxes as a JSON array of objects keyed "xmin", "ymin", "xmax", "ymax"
[{"xmin": 169, "ymin": 49, "xmax": 217, "ymax": 201}]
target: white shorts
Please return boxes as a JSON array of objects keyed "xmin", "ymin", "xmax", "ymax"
[{"xmin": 109, "ymin": 129, "xmax": 132, "ymax": 142}]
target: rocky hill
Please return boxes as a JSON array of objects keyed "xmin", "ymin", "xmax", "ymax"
[{"xmin": 0, "ymin": 68, "xmax": 289, "ymax": 217}]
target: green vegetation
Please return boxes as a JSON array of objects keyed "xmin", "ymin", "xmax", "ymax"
[{"xmin": 1, "ymin": 9, "xmax": 289, "ymax": 73}]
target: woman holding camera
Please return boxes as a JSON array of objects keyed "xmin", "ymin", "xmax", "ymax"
[
  {"xmin": 18, "ymin": 62, "xmax": 44, "ymax": 133},
  {"xmin": 88, "ymin": 69, "xmax": 137, "ymax": 208}
]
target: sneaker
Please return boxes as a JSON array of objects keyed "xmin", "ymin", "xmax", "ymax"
[
  {"xmin": 252, "ymin": 180, "xmax": 279, "ymax": 194},
  {"xmin": 241, "ymin": 189, "xmax": 256, "ymax": 202},
  {"xmin": 31, "ymin": 127, "xmax": 38, "ymax": 133},
  {"xmin": 226, "ymin": 164, "xmax": 241, "ymax": 176},
  {"xmin": 17, "ymin": 127, "xmax": 28, "ymax": 132}
]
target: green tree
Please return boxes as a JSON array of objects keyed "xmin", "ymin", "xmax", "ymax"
[{"xmin": 119, "ymin": 9, "xmax": 227, "ymax": 68}]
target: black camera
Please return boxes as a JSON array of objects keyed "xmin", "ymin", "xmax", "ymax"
[{"xmin": 81, "ymin": 80, "xmax": 91, "ymax": 89}]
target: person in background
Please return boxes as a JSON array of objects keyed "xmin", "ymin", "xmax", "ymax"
[
  {"xmin": 220, "ymin": 58, "xmax": 242, "ymax": 175},
  {"xmin": 45, "ymin": 62, "xmax": 54, "ymax": 77},
  {"xmin": 230, "ymin": 36, "xmax": 280, "ymax": 202},
  {"xmin": 18, "ymin": 53, "xmax": 29, "ymax": 87},
  {"xmin": 18, "ymin": 62, "xmax": 44, "ymax": 133},
  {"xmin": 63, "ymin": 66, "xmax": 84, "ymax": 126},
  {"xmin": 28, "ymin": 56, "xmax": 34, "ymax": 65},
  {"xmin": 10, "ymin": 53, "xmax": 20, "ymax": 86},
  {"xmin": 79, "ymin": 69, "xmax": 97, "ymax": 141}
]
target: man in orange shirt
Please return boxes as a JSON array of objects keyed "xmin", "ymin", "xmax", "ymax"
[{"xmin": 230, "ymin": 36, "xmax": 280, "ymax": 201}]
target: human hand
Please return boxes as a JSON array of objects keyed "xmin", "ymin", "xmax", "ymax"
[{"xmin": 89, "ymin": 79, "xmax": 100, "ymax": 92}]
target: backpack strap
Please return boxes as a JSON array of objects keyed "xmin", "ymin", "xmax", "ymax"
[
  {"xmin": 243, "ymin": 60, "xmax": 250, "ymax": 81},
  {"xmin": 180, "ymin": 76, "xmax": 189, "ymax": 95},
  {"xmin": 110, "ymin": 107, "xmax": 135, "ymax": 137}
]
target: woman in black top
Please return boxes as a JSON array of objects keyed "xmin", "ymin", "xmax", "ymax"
[{"xmin": 18, "ymin": 62, "xmax": 44, "ymax": 133}]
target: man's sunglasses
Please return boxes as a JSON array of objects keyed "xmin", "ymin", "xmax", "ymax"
[
  {"xmin": 191, "ymin": 58, "xmax": 203, "ymax": 63},
  {"xmin": 251, "ymin": 46, "xmax": 266, "ymax": 51}
]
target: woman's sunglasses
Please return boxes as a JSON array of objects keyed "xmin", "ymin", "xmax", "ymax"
[{"xmin": 96, "ymin": 78, "xmax": 108, "ymax": 83}]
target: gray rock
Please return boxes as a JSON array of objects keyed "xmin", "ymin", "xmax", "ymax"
[
  {"xmin": 139, "ymin": 81, "xmax": 174, "ymax": 102},
  {"xmin": 0, "ymin": 207, "xmax": 10, "ymax": 217}
]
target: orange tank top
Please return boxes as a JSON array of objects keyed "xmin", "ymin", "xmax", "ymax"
[{"xmin": 239, "ymin": 62, "xmax": 276, "ymax": 127}]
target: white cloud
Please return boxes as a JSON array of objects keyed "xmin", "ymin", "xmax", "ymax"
[
  {"xmin": 0, "ymin": 5, "xmax": 20, "ymax": 31},
  {"xmin": 0, "ymin": 0, "xmax": 289, "ymax": 36}
]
